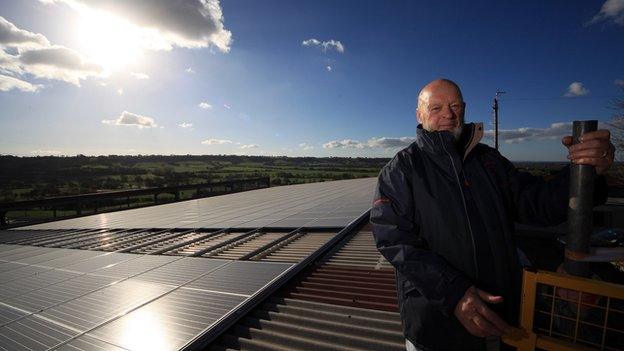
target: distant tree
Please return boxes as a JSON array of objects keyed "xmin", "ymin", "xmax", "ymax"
[
  {"xmin": 607, "ymin": 91, "xmax": 623, "ymax": 158},
  {"xmin": 605, "ymin": 87, "xmax": 624, "ymax": 181}
]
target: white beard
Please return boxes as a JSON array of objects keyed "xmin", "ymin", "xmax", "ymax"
[{"xmin": 452, "ymin": 123, "xmax": 464, "ymax": 142}]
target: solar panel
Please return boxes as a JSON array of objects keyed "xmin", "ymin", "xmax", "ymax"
[
  {"xmin": 0, "ymin": 315, "xmax": 77, "ymax": 351},
  {"xmin": 54, "ymin": 334, "xmax": 125, "ymax": 351},
  {"xmin": 0, "ymin": 246, "xmax": 295, "ymax": 350},
  {"xmin": 186, "ymin": 260, "xmax": 292, "ymax": 296},
  {"xmin": 88, "ymin": 288, "xmax": 246, "ymax": 351},
  {"xmin": 13, "ymin": 178, "xmax": 375, "ymax": 230}
]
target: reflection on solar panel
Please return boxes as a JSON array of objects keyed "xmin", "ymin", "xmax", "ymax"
[
  {"xmin": 1, "ymin": 229, "xmax": 341, "ymax": 264},
  {"xmin": 17, "ymin": 178, "xmax": 375, "ymax": 230},
  {"xmin": 0, "ymin": 178, "xmax": 377, "ymax": 350}
]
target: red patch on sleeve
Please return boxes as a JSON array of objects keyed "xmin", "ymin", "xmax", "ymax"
[{"xmin": 373, "ymin": 198, "xmax": 391, "ymax": 206}]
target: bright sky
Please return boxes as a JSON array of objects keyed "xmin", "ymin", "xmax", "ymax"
[{"xmin": 0, "ymin": 0, "xmax": 622, "ymax": 161}]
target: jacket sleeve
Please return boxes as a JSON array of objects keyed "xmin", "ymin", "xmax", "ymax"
[
  {"xmin": 499, "ymin": 154, "xmax": 608, "ymax": 226},
  {"xmin": 370, "ymin": 155, "xmax": 472, "ymax": 316}
]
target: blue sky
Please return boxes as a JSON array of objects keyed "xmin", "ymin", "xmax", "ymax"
[{"xmin": 0, "ymin": 0, "xmax": 622, "ymax": 161}]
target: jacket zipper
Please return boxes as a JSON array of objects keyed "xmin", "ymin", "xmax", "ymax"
[{"xmin": 437, "ymin": 134, "xmax": 480, "ymax": 279}]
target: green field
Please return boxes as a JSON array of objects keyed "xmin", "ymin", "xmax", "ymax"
[{"xmin": 0, "ymin": 155, "xmax": 388, "ymax": 202}]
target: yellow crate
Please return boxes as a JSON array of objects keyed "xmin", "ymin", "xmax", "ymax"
[{"xmin": 503, "ymin": 269, "xmax": 624, "ymax": 351}]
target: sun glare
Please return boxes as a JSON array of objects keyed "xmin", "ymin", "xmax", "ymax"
[{"xmin": 76, "ymin": 10, "xmax": 144, "ymax": 70}]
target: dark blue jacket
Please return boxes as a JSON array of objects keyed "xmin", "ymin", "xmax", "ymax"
[{"xmin": 370, "ymin": 123, "xmax": 602, "ymax": 350}]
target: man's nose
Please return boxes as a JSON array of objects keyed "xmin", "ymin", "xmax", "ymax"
[{"xmin": 441, "ymin": 105, "xmax": 456, "ymax": 119}]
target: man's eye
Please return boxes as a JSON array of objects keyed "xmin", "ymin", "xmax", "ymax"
[{"xmin": 430, "ymin": 106, "xmax": 441, "ymax": 112}]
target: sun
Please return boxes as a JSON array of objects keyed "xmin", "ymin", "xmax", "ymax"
[{"xmin": 76, "ymin": 9, "xmax": 144, "ymax": 71}]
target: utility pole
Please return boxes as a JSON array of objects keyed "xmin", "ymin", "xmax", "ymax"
[{"xmin": 492, "ymin": 90, "xmax": 506, "ymax": 150}]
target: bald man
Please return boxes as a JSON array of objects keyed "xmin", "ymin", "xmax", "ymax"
[{"xmin": 370, "ymin": 79, "xmax": 614, "ymax": 351}]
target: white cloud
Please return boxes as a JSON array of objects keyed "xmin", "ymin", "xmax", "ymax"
[
  {"xmin": 302, "ymin": 38, "xmax": 345, "ymax": 53},
  {"xmin": 117, "ymin": 88, "xmax": 124, "ymax": 95},
  {"xmin": 0, "ymin": 74, "xmax": 42, "ymax": 92},
  {"xmin": 240, "ymin": 144, "xmax": 259, "ymax": 149},
  {"xmin": 198, "ymin": 102, "xmax": 212, "ymax": 109},
  {"xmin": 0, "ymin": 16, "xmax": 50, "ymax": 49},
  {"xmin": 323, "ymin": 136, "xmax": 415, "ymax": 150},
  {"xmin": 302, "ymin": 38, "xmax": 320, "ymax": 46},
  {"xmin": 326, "ymin": 65, "xmax": 332, "ymax": 72},
  {"xmin": 484, "ymin": 122, "xmax": 573, "ymax": 144},
  {"xmin": 185, "ymin": 67, "xmax": 195, "ymax": 74},
  {"xmin": 223, "ymin": 103, "xmax": 231, "ymax": 110},
  {"xmin": 178, "ymin": 122, "xmax": 193, "ymax": 128},
  {"xmin": 201, "ymin": 138, "xmax": 232, "ymax": 145},
  {"xmin": 615, "ymin": 78, "xmax": 624, "ymax": 87},
  {"xmin": 299, "ymin": 143, "xmax": 314, "ymax": 150},
  {"xmin": 102, "ymin": 111, "xmax": 157, "ymax": 128},
  {"xmin": 42, "ymin": 0, "xmax": 233, "ymax": 52},
  {"xmin": 323, "ymin": 139, "xmax": 366, "ymax": 149},
  {"xmin": 564, "ymin": 82, "xmax": 589, "ymax": 97},
  {"xmin": 588, "ymin": 0, "xmax": 624, "ymax": 25},
  {"xmin": 30, "ymin": 149, "xmax": 61, "ymax": 156},
  {"xmin": 367, "ymin": 136, "xmax": 415, "ymax": 148},
  {"xmin": 0, "ymin": 17, "xmax": 105, "ymax": 86},
  {"xmin": 131, "ymin": 72, "xmax": 149, "ymax": 80}
]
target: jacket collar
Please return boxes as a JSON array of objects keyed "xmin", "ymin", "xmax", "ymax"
[{"xmin": 415, "ymin": 122, "xmax": 483, "ymax": 161}]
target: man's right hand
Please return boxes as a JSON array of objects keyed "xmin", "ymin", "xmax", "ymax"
[{"xmin": 454, "ymin": 286, "xmax": 511, "ymax": 338}]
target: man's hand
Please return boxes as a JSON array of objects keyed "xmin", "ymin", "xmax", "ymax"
[
  {"xmin": 562, "ymin": 130, "xmax": 615, "ymax": 175},
  {"xmin": 454, "ymin": 286, "xmax": 511, "ymax": 338}
]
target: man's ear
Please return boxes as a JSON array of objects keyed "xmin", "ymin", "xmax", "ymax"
[{"xmin": 416, "ymin": 108, "xmax": 422, "ymax": 124}]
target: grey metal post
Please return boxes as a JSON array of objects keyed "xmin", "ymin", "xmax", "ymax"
[{"xmin": 564, "ymin": 120, "xmax": 598, "ymax": 278}]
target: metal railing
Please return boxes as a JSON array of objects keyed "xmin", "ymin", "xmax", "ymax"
[
  {"xmin": 503, "ymin": 268, "xmax": 624, "ymax": 351},
  {"xmin": 0, "ymin": 177, "xmax": 269, "ymax": 228}
]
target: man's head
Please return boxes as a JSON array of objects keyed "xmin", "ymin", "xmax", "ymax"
[{"xmin": 416, "ymin": 79, "xmax": 465, "ymax": 140}]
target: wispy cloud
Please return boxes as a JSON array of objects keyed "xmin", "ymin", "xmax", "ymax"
[
  {"xmin": 564, "ymin": 82, "xmax": 589, "ymax": 97},
  {"xmin": 30, "ymin": 149, "xmax": 61, "ymax": 156},
  {"xmin": 484, "ymin": 122, "xmax": 572, "ymax": 144},
  {"xmin": 302, "ymin": 38, "xmax": 345, "ymax": 53},
  {"xmin": 367, "ymin": 137, "xmax": 415, "ymax": 148},
  {"xmin": 223, "ymin": 103, "xmax": 231, "ymax": 110},
  {"xmin": 588, "ymin": 0, "xmax": 624, "ymax": 26},
  {"xmin": 240, "ymin": 144, "xmax": 259, "ymax": 149},
  {"xmin": 185, "ymin": 67, "xmax": 195, "ymax": 74},
  {"xmin": 198, "ymin": 102, "xmax": 212, "ymax": 109},
  {"xmin": 131, "ymin": 72, "xmax": 149, "ymax": 80},
  {"xmin": 323, "ymin": 139, "xmax": 366, "ymax": 149},
  {"xmin": 615, "ymin": 78, "xmax": 624, "ymax": 87},
  {"xmin": 299, "ymin": 143, "xmax": 314, "ymax": 150},
  {"xmin": 117, "ymin": 88, "xmax": 124, "ymax": 95},
  {"xmin": 0, "ymin": 74, "xmax": 42, "ymax": 92},
  {"xmin": 102, "ymin": 111, "xmax": 157, "ymax": 128},
  {"xmin": 201, "ymin": 138, "xmax": 232, "ymax": 145},
  {"xmin": 178, "ymin": 122, "xmax": 193, "ymax": 129},
  {"xmin": 323, "ymin": 136, "xmax": 415, "ymax": 149}
]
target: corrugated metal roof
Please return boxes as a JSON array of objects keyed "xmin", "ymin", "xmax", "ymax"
[
  {"xmin": 17, "ymin": 178, "xmax": 375, "ymax": 230},
  {"xmin": 210, "ymin": 224, "xmax": 404, "ymax": 351}
]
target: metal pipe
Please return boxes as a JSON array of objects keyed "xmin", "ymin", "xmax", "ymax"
[{"xmin": 564, "ymin": 120, "xmax": 598, "ymax": 277}]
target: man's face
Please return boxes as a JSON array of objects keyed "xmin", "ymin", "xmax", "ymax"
[{"xmin": 417, "ymin": 82, "xmax": 465, "ymax": 138}]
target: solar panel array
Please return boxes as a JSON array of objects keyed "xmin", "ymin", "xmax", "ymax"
[
  {"xmin": 0, "ymin": 245, "xmax": 293, "ymax": 351},
  {"xmin": 0, "ymin": 178, "xmax": 378, "ymax": 351},
  {"xmin": 19, "ymin": 178, "xmax": 375, "ymax": 230}
]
